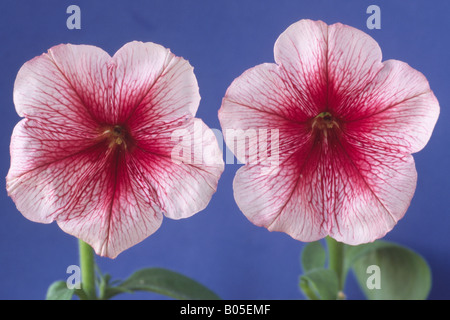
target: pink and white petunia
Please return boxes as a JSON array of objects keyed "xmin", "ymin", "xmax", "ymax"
[
  {"xmin": 219, "ymin": 20, "xmax": 439, "ymax": 245},
  {"xmin": 7, "ymin": 41, "xmax": 224, "ymax": 258}
]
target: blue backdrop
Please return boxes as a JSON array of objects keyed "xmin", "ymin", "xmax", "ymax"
[{"xmin": 0, "ymin": 0, "xmax": 449, "ymax": 300}]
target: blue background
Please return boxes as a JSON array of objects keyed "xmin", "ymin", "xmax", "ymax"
[{"xmin": 0, "ymin": 0, "xmax": 449, "ymax": 300}]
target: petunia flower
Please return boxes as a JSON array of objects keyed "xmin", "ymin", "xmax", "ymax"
[
  {"xmin": 219, "ymin": 20, "xmax": 439, "ymax": 245},
  {"xmin": 7, "ymin": 41, "xmax": 224, "ymax": 258}
]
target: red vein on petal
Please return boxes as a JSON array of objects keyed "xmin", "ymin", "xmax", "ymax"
[
  {"xmin": 126, "ymin": 154, "xmax": 161, "ymax": 208},
  {"xmin": 324, "ymin": 24, "xmax": 330, "ymax": 112},
  {"xmin": 335, "ymin": 132, "xmax": 398, "ymax": 224},
  {"xmin": 11, "ymin": 140, "xmax": 106, "ymax": 182},
  {"xmin": 344, "ymin": 90, "xmax": 431, "ymax": 124},
  {"xmin": 99, "ymin": 149, "xmax": 121, "ymax": 256},
  {"xmin": 135, "ymin": 143, "xmax": 220, "ymax": 181},
  {"xmin": 53, "ymin": 147, "xmax": 113, "ymax": 221},
  {"xmin": 266, "ymin": 137, "xmax": 318, "ymax": 231},
  {"xmin": 122, "ymin": 51, "xmax": 174, "ymax": 125},
  {"xmin": 46, "ymin": 51, "xmax": 100, "ymax": 123},
  {"xmin": 223, "ymin": 97, "xmax": 309, "ymax": 126}
]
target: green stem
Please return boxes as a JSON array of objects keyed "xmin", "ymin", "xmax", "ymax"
[
  {"xmin": 79, "ymin": 239, "xmax": 97, "ymax": 300},
  {"xmin": 326, "ymin": 236, "xmax": 345, "ymax": 295}
]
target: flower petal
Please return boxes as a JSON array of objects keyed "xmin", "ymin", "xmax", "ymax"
[
  {"xmin": 222, "ymin": 63, "xmax": 312, "ymax": 124},
  {"xmin": 6, "ymin": 119, "xmax": 92, "ymax": 224},
  {"xmin": 220, "ymin": 62, "xmax": 327, "ymax": 239},
  {"xmin": 274, "ymin": 19, "xmax": 328, "ymax": 117},
  {"xmin": 327, "ymin": 137, "xmax": 417, "ymax": 244},
  {"xmin": 6, "ymin": 119, "xmax": 164, "ymax": 258},
  {"xmin": 326, "ymin": 22, "xmax": 383, "ymax": 116},
  {"xmin": 233, "ymin": 129, "xmax": 417, "ymax": 245},
  {"xmin": 133, "ymin": 118, "xmax": 224, "ymax": 220},
  {"xmin": 13, "ymin": 44, "xmax": 111, "ymax": 126},
  {"xmin": 220, "ymin": 63, "xmax": 310, "ymax": 165},
  {"xmin": 111, "ymin": 41, "xmax": 200, "ymax": 127},
  {"xmin": 233, "ymin": 144, "xmax": 327, "ymax": 242},
  {"xmin": 6, "ymin": 107, "xmax": 224, "ymax": 259},
  {"xmin": 57, "ymin": 149, "xmax": 165, "ymax": 259},
  {"xmin": 344, "ymin": 60, "xmax": 439, "ymax": 153}
]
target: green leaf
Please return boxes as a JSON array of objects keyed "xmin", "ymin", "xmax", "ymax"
[
  {"xmin": 301, "ymin": 241, "xmax": 326, "ymax": 273},
  {"xmin": 343, "ymin": 240, "xmax": 393, "ymax": 276},
  {"xmin": 105, "ymin": 268, "xmax": 220, "ymax": 300},
  {"xmin": 98, "ymin": 272, "xmax": 133, "ymax": 300},
  {"xmin": 351, "ymin": 242, "xmax": 431, "ymax": 300},
  {"xmin": 101, "ymin": 285, "xmax": 134, "ymax": 300},
  {"xmin": 299, "ymin": 268, "xmax": 339, "ymax": 300},
  {"xmin": 46, "ymin": 281, "xmax": 75, "ymax": 300}
]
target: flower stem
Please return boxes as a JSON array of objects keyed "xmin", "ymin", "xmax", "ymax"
[
  {"xmin": 78, "ymin": 239, "xmax": 97, "ymax": 300},
  {"xmin": 326, "ymin": 236, "xmax": 345, "ymax": 296}
]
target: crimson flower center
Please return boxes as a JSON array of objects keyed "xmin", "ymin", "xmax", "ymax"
[
  {"xmin": 312, "ymin": 111, "xmax": 339, "ymax": 131},
  {"xmin": 99, "ymin": 124, "xmax": 134, "ymax": 151}
]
